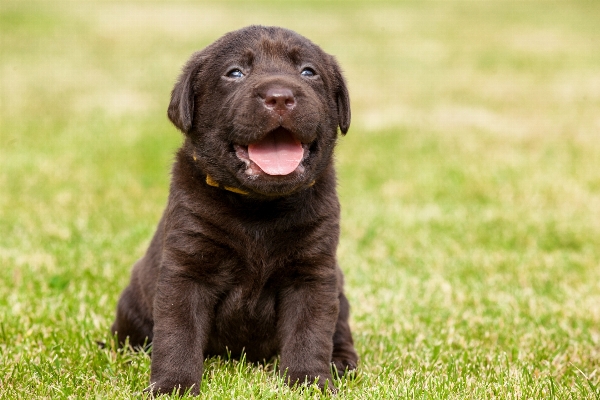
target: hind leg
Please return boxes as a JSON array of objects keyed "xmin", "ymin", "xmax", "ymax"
[
  {"xmin": 331, "ymin": 292, "xmax": 358, "ymax": 375},
  {"xmin": 111, "ymin": 283, "xmax": 154, "ymax": 349}
]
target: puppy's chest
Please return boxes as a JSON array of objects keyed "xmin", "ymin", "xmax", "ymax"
[
  {"xmin": 217, "ymin": 280, "xmax": 276, "ymax": 320},
  {"xmin": 212, "ymin": 273, "xmax": 280, "ymax": 342},
  {"xmin": 207, "ymin": 221, "xmax": 303, "ymax": 324},
  {"xmin": 236, "ymin": 224, "xmax": 304, "ymax": 264}
]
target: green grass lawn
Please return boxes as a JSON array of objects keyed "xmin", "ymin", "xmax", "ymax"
[{"xmin": 2, "ymin": 1, "xmax": 600, "ymax": 398}]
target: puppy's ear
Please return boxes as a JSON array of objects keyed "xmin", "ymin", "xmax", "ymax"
[
  {"xmin": 331, "ymin": 57, "xmax": 351, "ymax": 135},
  {"xmin": 168, "ymin": 52, "xmax": 203, "ymax": 134},
  {"xmin": 337, "ymin": 79, "xmax": 351, "ymax": 135}
]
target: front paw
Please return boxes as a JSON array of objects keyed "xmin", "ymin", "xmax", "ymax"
[
  {"xmin": 332, "ymin": 357, "xmax": 358, "ymax": 378},
  {"xmin": 332, "ymin": 348, "xmax": 359, "ymax": 377}
]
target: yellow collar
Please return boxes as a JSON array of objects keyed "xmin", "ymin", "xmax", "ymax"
[
  {"xmin": 192, "ymin": 151, "xmax": 248, "ymax": 194},
  {"xmin": 205, "ymin": 174, "xmax": 250, "ymax": 195}
]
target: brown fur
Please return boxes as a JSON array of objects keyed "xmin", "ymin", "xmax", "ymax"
[{"xmin": 111, "ymin": 25, "xmax": 358, "ymax": 395}]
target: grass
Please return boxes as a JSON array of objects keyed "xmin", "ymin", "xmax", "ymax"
[{"xmin": 1, "ymin": 0, "xmax": 600, "ymax": 398}]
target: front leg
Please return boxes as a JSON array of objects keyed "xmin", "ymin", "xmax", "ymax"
[
  {"xmin": 278, "ymin": 271, "xmax": 339, "ymax": 391},
  {"xmin": 150, "ymin": 273, "xmax": 215, "ymax": 396}
]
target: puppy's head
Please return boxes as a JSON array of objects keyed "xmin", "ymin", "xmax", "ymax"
[{"xmin": 168, "ymin": 26, "xmax": 350, "ymax": 197}]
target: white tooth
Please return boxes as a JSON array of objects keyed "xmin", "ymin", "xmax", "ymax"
[{"xmin": 245, "ymin": 168, "xmax": 254, "ymax": 175}]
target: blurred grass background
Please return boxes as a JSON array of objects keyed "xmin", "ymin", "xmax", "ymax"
[{"xmin": 1, "ymin": 0, "xmax": 600, "ymax": 398}]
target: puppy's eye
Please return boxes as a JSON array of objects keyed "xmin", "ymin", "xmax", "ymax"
[
  {"xmin": 300, "ymin": 67, "xmax": 316, "ymax": 77},
  {"xmin": 226, "ymin": 69, "xmax": 244, "ymax": 79}
]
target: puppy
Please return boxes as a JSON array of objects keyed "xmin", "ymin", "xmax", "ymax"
[{"xmin": 111, "ymin": 25, "xmax": 358, "ymax": 395}]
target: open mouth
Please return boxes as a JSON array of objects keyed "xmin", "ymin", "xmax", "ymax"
[{"xmin": 235, "ymin": 127, "xmax": 307, "ymax": 176}]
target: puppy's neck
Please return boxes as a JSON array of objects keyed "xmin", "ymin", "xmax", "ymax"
[
  {"xmin": 205, "ymin": 174, "xmax": 251, "ymax": 196},
  {"xmin": 193, "ymin": 150, "xmax": 316, "ymax": 197}
]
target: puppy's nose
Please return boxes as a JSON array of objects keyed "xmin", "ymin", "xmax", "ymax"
[{"xmin": 263, "ymin": 88, "xmax": 295, "ymax": 115}]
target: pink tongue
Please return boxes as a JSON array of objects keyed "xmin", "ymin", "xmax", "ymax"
[{"xmin": 248, "ymin": 129, "xmax": 304, "ymax": 175}]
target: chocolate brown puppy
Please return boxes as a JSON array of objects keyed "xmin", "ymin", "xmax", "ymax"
[{"xmin": 111, "ymin": 25, "xmax": 358, "ymax": 395}]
